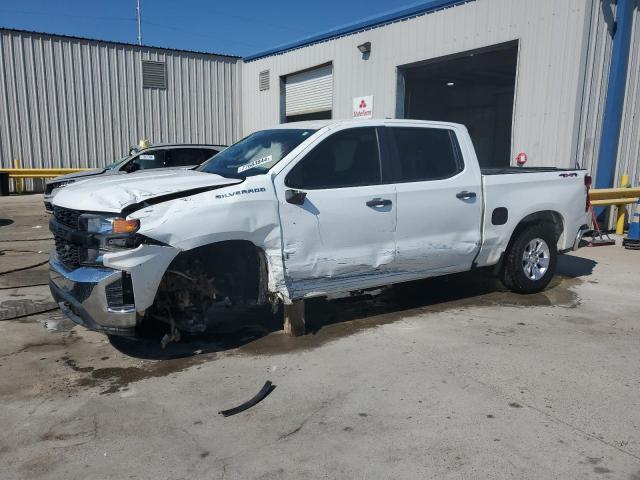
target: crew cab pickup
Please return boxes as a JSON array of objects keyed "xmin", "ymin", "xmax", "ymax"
[{"xmin": 48, "ymin": 119, "xmax": 590, "ymax": 337}]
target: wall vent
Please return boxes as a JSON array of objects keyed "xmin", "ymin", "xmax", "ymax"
[
  {"xmin": 259, "ymin": 70, "xmax": 270, "ymax": 91},
  {"xmin": 142, "ymin": 60, "xmax": 167, "ymax": 89}
]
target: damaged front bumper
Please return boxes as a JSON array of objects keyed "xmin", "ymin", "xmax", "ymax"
[{"xmin": 49, "ymin": 255, "xmax": 138, "ymax": 336}]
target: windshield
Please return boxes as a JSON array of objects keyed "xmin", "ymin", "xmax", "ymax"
[
  {"xmin": 197, "ymin": 129, "xmax": 316, "ymax": 178},
  {"xmin": 105, "ymin": 154, "xmax": 132, "ymax": 170}
]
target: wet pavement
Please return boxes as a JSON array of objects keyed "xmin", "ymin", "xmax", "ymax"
[{"xmin": 1, "ymin": 194, "xmax": 639, "ymax": 479}]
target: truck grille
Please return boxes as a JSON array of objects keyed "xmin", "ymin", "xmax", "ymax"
[
  {"xmin": 54, "ymin": 236, "xmax": 81, "ymax": 269},
  {"xmin": 51, "ymin": 207, "xmax": 86, "ymax": 269},
  {"xmin": 53, "ymin": 206, "xmax": 82, "ymax": 229}
]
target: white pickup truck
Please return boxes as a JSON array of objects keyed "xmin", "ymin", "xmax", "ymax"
[{"xmin": 48, "ymin": 119, "xmax": 590, "ymax": 338}]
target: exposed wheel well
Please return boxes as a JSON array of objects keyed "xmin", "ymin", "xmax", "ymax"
[{"xmin": 148, "ymin": 240, "xmax": 269, "ymax": 332}]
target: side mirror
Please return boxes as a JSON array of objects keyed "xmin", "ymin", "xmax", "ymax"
[{"xmin": 285, "ymin": 189, "xmax": 306, "ymax": 205}]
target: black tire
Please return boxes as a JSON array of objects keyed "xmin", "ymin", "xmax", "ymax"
[{"xmin": 500, "ymin": 224, "xmax": 558, "ymax": 294}]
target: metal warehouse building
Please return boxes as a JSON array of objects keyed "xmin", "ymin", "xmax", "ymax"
[
  {"xmin": 0, "ymin": 28, "xmax": 241, "ymax": 170},
  {"xmin": 242, "ymin": 0, "xmax": 640, "ymax": 190},
  {"xmin": 1, "ymin": 0, "xmax": 639, "ymax": 193}
]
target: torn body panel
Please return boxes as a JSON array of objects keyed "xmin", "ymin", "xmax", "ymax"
[
  {"xmin": 130, "ymin": 177, "xmax": 289, "ymax": 302},
  {"xmin": 102, "ymin": 244, "xmax": 179, "ymax": 312}
]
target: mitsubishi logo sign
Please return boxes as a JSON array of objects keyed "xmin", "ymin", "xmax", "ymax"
[{"xmin": 353, "ymin": 95, "xmax": 373, "ymax": 119}]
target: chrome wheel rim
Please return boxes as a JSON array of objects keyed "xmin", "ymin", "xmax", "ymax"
[{"xmin": 522, "ymin": 238, "xmax": 550, "ymax": 281}]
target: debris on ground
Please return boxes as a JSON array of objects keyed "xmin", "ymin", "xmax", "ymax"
[{"xmin": 218, "ymin": 381, "xmax": 275, "ymax": 417}]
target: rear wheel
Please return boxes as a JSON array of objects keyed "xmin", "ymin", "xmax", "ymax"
[{"xmin": 500, "ymin": 224, "xmax": 557, "ymax": 293}]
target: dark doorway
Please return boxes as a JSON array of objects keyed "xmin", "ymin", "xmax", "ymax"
[
  {"xmin": 401, "ymin": 41, "xmax": 518, "ymax": 168},
  {"xmin": 286, "ymin": 110, "xmax": 332, "ymax": 123}
]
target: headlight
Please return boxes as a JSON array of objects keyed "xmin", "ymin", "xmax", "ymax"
[
  {"xmin": 76, "ymin": 214, "xmax": 140, "ymax": 266},
  {"xmin": 80, "ymin": 214, "xmax": 140, "ymax": 234}
]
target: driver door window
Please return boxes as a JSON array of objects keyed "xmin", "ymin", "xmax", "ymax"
[{"xmin": 286, "ymin": 128, "xmax": 381, "ymax": 189}]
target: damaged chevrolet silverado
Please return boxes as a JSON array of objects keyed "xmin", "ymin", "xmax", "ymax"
[{"xmin": 48, "ymin": 119, "xmax": 590, "ymax": 339}]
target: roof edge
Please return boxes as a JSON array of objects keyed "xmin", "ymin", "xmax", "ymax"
[
  {"xmin": 243, "ymin": 0, "xmax": 473, "ymax": 62},
  {"xmin": 0, "ymin": 27, "xmax": 241, "ymax": 59}
]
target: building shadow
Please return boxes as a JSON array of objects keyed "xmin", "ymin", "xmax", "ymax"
[{"xmin": 110, "ymin": 253, "xmax": 597, "ymax": 360}]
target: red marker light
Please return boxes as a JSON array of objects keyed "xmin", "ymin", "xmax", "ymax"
[{"xmin": 515, "ymin": 152, "xmax": 528, "ymax": 166}]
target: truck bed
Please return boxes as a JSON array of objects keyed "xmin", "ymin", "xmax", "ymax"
[
  {"xmin": 475, "ymin": 167, "xmax": 588, "ymax": 268},
  {"xmin": 481, "ymin": 167, "xmax": 584, "ymax": 175}
]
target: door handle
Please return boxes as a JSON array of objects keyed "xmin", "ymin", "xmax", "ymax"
[
  {"xmin": 456, "ymin": 191, "xmax": 477, "ymax": 200},
  {"xmin": 366, "ymin": 198, "xmax": 392, "ymax": 208}
]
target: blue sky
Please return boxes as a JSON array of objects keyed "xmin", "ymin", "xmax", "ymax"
[{"xmin": 0, "ymin": 0, "xmax": 423, "ymax": 57}]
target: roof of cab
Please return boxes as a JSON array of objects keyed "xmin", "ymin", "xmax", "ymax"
[{"xmin": 270, "ymin": 118, "xmax": 464, "ymax": 130}]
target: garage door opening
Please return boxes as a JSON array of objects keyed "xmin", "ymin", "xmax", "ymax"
[
  {"xmin": 282, "ymin": 64, "xmax": 333, "ymax": 123},
  {"xmin": 400, "ymin": 41, "xmax": 518, "ymax": 168}
]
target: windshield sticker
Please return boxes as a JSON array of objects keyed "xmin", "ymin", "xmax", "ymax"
[
  {"xmin": 139, "ymin": 154, "xmax": 155, "ymax": 160},
  {"xmin": 237, "ymin": 154, "xmax": 272, "ymax": 173}
]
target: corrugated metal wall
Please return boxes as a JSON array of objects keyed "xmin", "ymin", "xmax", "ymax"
[
  {"xmin": 0, "ymin": 29, "xmax": 241, "ymax": 170},
  {"xmin": 616, "ymin": 3, "xmax": 640, "ymax": 187},
  {"xmin": 574, "ymin": 0, "xmax": 640, "ymax": 230},
  {"xmin": 242, "ymin": 0, "xmax": 590, "ymax": 169},
  {"xmin": 574, "ymin": 0, "xmax": 615, "ymax": 180}
]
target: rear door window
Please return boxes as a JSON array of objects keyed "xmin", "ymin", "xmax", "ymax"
[
  {"xmin": 387, "ymin": 127, "xmax": 463, "ymax": 182},
  {"xmin": 286, "ymin": 127, "xmax": 381, "ymax": 189},
  {"xmin": 166, "ymin": 148, "xmax": 214, "ymax": 167}
]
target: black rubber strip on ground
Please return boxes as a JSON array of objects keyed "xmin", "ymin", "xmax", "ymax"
[
  {"xmin": 0, "ymin": 282, "xmax": 49, "ymax": 290},
  {"xmin": 0, "ymin": 238, "xmax": 53, "ymax": 243},
  {"xmin": 0, "ymin": 259, "xmax": 49, "ymax": 276},
  {"xmin": 1, "ymin": 249, "xmax": 48, "ymax": 254},
  {"xmin": 218, "ymin": 381, "xmax": 275, "ymax": 417},
  {"xmin": 0, "ymin": 306, "xmax": 59, "ymax": 322}
]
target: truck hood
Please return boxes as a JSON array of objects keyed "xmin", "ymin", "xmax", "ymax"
[
  {"xmin": 47, "ymin": 168, "xmax": 108, "ymax": 184},
  {"xmin": 52, "ymin": 169, "xmax": 242, "ymax": 213}
]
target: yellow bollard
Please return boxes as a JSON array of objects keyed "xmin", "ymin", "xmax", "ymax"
[
  {"xmin": 616, "ymin": 203, "xmax": 626, "ymax": 235},
  {"xmin": 616, "ymin": 173, "xmax": 630, "ymax": 235},
  {"xmin": 621, "ymin": 173, "xmax": 630, "ymax": 188},
  {"xmin": 13, "ymin": 159, "xmax": 23, "ymax": 194}
]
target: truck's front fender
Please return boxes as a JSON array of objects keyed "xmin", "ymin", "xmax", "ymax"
[{"xmin": 102, "ymin": 244, "xmax": 179, "ymax": 312}]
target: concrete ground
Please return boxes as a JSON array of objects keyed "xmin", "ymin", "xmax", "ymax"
[{"xmin": 1, "ymin": 194, "xmax": 639, "ymax": 479}]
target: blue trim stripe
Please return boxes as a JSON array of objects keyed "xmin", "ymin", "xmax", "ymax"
[{"xmin": 243, "ymin": 0, "xmax": 474, "ymax": 61}]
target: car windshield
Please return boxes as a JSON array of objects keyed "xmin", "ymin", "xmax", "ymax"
[
  {"xmin": 197, "ymin": 129, "xmax": 316, "ymax": 178},
  {"xmin": 105, "ymin": 155, "xmax": 131, "ymax": 170}
]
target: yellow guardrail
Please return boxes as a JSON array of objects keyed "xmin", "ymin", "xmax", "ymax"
[
  {"xmin": 0, "ymin": 165, "xmax": 90, "ymax": 193},
  {"xmin": 0, "ymin": 168, "xmax": 90, "ymax": 178},
  {"xmin": 589, "ymin": 173, "xmax": 639, "ymax": 234}
]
